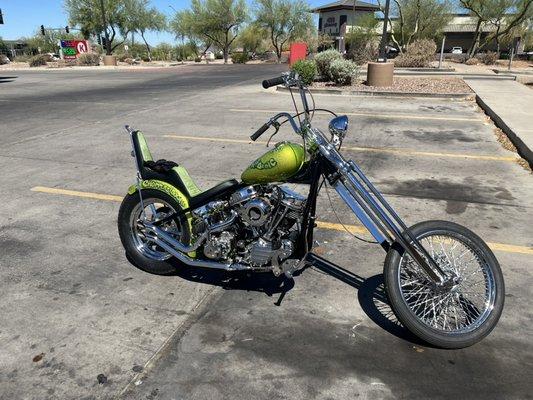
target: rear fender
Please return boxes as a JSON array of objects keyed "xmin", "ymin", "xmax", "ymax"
[{"xmin": 127, "ymin": 179, "xmax": 196, "ymax": 258}]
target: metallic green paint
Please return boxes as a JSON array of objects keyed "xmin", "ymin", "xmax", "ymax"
[{"xmin": 241, "ymin": 142, "xmax": 305, "ymax": 184}]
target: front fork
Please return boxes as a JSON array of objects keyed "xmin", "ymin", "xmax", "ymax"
[{"xmin": 332, "ymin": 160, "xmax": 448, "ymax": 285}]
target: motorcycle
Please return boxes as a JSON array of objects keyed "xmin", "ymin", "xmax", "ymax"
[{"xmin": 118, "ymin": 72, "xmax": 504, "ymax": 349}]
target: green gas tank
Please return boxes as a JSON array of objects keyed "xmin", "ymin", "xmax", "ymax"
[{"xmin": 241, "ymin": 142, "xmax": 305, "ymax": 184}]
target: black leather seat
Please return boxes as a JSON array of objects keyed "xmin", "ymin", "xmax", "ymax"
[{"xmin": 189, "ymin": 179, "xmax": 241, "ymax": 208}]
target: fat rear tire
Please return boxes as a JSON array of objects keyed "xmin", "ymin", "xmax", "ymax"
[
  {"xmin": 118, "ymin": 189, "xmax": 190, "ymax": 275},
  {"xmin": 384, "ymin": 220, "xmax": 505, "ymax": 349}
]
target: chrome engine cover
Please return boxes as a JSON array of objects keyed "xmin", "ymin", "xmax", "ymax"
[
  {"xmin": 203, "ymin": 231, "xmax": 234, "ymax": 260},
  {"xmin": 240, "ymin": 197, "xmax": 272, "ymax": 227}
]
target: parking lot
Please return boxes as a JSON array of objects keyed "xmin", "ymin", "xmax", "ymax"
[{"xmin": 1, "ymin": 65, "xmax": 532, "ymax": 400}]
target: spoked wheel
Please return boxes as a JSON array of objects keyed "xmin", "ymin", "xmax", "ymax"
[
  {"xmin": 118, "ymin": 189, "xmax": 190, "ymax": 275},
  {"xmin": 384, "ymin": 220, "xmax": 504, "ymax": 349}
]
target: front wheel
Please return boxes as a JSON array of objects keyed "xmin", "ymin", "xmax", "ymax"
[{"xmin": 384, "ymin": 220, "xmax": 504, "ymax": 349}]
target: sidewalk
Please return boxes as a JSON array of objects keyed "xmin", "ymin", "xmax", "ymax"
[{"xmin": 465, "ymin": 78, "xmax": 533, "ymax": 165}]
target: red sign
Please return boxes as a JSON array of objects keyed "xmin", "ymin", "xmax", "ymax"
[
  {"xmin": 60, "ymin": 40, "xmax": 89, "ymax": 60},
  {"xmin": 289, "ymin": 42, "xmax": 307, "ymax": 66}
]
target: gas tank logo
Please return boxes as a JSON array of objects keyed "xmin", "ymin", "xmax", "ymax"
[{"xmin": 251, "ymin": 157, "xmax": 278, "ymax": 170}]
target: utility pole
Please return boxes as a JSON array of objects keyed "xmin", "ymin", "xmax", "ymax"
[
  {"xmin": 378, "ymin": 0, "xmax": 391, "ymax": 62},
  {"xmin": 99, "ymin": 0, "xmax": 112, "ymax": 55}
]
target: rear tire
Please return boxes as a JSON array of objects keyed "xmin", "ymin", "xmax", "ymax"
[
  {"xmin": 118, "ymin": 189, "xmax": 190, "ymax": 275},
  {"xmin": 384, "ymin": 220, "xmax": 505, "ymax": 349}
]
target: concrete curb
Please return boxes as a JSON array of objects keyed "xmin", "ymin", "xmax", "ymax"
[
  {"xmin": 473, "ymin": 94, "xmax": 533, "ymax": 167},
  {"xmin": 276, "ymin": 85, "xmax": 474, "ymax": 100}
]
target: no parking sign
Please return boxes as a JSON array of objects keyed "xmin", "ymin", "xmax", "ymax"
[{"xmin": 60, "ymin": 40, "xmax": 90, "ymax": 60}]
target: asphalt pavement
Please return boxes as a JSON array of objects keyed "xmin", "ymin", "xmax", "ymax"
[{"xmin": 0, "ymin": 64, "xmax": 532, "ymax": 400}]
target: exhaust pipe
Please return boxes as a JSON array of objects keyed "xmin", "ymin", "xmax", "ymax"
[{"xmin": 143, "ymin": 210, "xmax": 249, "ymax": 271}]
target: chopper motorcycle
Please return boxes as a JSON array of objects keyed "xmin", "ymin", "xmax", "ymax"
[{"xmin": 118, "ymin": 72, "xmax": 504, "ymax": 349}]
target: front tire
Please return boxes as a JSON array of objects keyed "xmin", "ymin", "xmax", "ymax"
[
  {"xmin": 384, "ymin": 220, "xmax": 504, "ymax": 349},
  {"xmin": 118, "ymin": 189, "xmax": 190, "ymax": 275}
]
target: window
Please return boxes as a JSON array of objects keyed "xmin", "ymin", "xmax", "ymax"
[
  {"xmin": 318, "ymin": 17, "xmax": 322, "ymax": 31},
  {"xmin": 339, "ymin": 15, "xmax": 347, "ymax": 27}
]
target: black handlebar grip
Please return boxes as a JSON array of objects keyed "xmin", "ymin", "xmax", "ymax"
[
  {"xmin": 262, "ymin": 76, "xmax": 285, "ymax": 89},
  {"xmin": 250, "ymin": 123, "xmax": 270, "ymax": 141}
]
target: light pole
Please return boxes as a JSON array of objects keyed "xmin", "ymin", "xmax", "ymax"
[
  {"xmin": 378, "ymin": 0, "xmax": 391, "ymax": 62},
  {"xmin": 99, "ymin": 0, "xmax": 112, "ymax": 55}
]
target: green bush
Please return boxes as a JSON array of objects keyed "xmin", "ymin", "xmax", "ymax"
[
  {"xmin": 394, "ymin": 39, "xmax": 437, "ymax": 68},
  {"xmin": 329, "ymin": 59, "xmax": 359, "ymax": 85},
  {"xmin": 314, "ymin": 49, "xmax": 343, "ymax": 80},
  {"xmin": 478, "ymin": 51, "xmax": 498, "ymax": 65},
  {"xmin": 291, "ymin": 59, "xmax": 317, "ymax": 85},
  {"xmin": 194, "ymin": 56, "xmax": 202, "ymax": 63},
  {"xmin": 77, "ymin": 53, "xmax": 100, "ymax": 66},
  {"xmin": 231, "ymin": 52, "xmax": 249, "ymax": 64},
  {"xmin": 29, "ymin": 54, "xmax": 49, "ymax": 67}
]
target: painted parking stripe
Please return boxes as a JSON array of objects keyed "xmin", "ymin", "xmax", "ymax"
[
  {"xmin": 228, "ymin": 108, "xmax": 487, "ymax": 123},
  {"xmin": 163, "ymin": 134, "xmax": 518, "ymax": 163},
  {"xmin": 30, "ymin": 186, "xmax": 533, "ymax": 256}
]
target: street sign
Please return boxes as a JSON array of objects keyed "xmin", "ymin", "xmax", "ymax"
[
  {"xmin": 60, "ymin": 40, "xmax": 90, "ymax": 60},
  {"xmin": 124, "ymin": 45, "xmax": 129, "ymax": 51}
]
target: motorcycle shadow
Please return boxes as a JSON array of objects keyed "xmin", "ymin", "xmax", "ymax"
[
  {"xmin": 305, "ymin": 253, "xmax": 425, "ymax": 345},
  {"xmin": 127, "ymin": 252, "xmax": 423, "ymax": 344}
]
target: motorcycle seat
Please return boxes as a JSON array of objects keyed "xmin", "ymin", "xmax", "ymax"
[{"xmin": 131, "ymin": 130, "xmax": 240, "ymax": 207}]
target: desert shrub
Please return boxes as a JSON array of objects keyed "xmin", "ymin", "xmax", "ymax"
[
  {"xmin": 231, "ymin": 52, "xmax": 249, "ymax": 64},
  {"xmin": 29, "ymin": 54, "xmax": 49, "ymax": 67},
  {"xmin": 314, "ymin": 49, "xmax": 343, "ymax": 80},
  {"xmin": 194, "ymin": 56, "xmax": 202, "ymax": 63},
  {"xmin": 394, "ymin": 39, "xmax": 437, "ymax": 68},
  {"xmin": 465, "ymin": 57, "xmax": 479, "ymax": 65},
  {"xmin": 152, "ymin": 43, "xmax": 174, "ymax": 61},
  {"xmin": 329, "ymin": 59, "xmax": 359, "ymax": 85},
  {"xmin": 478, "ymin": 51, "xmax": 498, "ymax": 65},
  {"xmin": 77, "ymin": 53, "xmax": 100, "ymax": 66},
  {"xmin": 0, "ymin": 54, "xmax": 10, "ymax": 65},
  {"xmin": 291, "ymin": 59, "xmax": 317, "ymax": 85},
  {"xmin": 345, "ymin": 24, "xmax": 379, "ymax": 65},
  {"xmin": 14, "ymin": 55, "xmax": 30, "ymax": 62},
  {"xmin": 116, "ymin": 53, "xmax": 129, "ymax": 62}
]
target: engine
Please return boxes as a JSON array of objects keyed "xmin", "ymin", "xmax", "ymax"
[{"xmin": 191, "ymin": 185, "xmax": 306, "ymax": 270}]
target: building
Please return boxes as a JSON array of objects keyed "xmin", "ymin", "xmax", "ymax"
[
  {"xmin": 313, "ymin": 1, "xmax": 526, "ymax": 54},
  {"xmin": 312, "ymin": 0, "xmax": 380, "ymax": 52}
]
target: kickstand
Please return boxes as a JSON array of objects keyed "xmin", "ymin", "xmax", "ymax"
[{"xmin": 274, "ymin": 276, "xmax": 294, "ymax": 307}]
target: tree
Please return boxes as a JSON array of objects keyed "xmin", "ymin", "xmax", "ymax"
[
  {"xmin": 64, "ymin": 0, "xmax": 130, "ymax": 53},
  {"xmin": 376, "ymin": 0, "xmax": 453, "ymax": 52},
  {"xmin": 237, "ymin": 24, "xmax": 268, "ymax": 54},
  {"xmin": 345, "ymin": 13, "xmax": 379, "ymax": 64},
  {"xmin": 171, "ymin": 0, "xmax": 247, "ymax": 63},
  {"xmin": 255, "ymin": 0, "xmax": 313, "ymax": 63},
  {"xmin": 459, "ymin": 0, "xmax": 533, "ymax": 56},
  {"xmin": 123, "ymin": 0, "xmax": 166, "ymax": 60}
]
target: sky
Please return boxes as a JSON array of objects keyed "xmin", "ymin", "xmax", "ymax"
[{"xmin": 0, "ymin": 0, "xmax": 342, "ymax": 45}]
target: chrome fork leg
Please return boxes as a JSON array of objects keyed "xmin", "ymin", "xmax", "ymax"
[{"xmin": 339, "ymin": 167, "xmax": 447, "ymax": 284}]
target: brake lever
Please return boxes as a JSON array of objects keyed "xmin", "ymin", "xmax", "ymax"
[{"xmin": 266, "ymin": 121, "xmax": 281, "ymax": 147}]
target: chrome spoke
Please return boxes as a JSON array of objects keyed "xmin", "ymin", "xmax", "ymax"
[{"xmin": 398, "ymin": 230, "xmax": 495, "ymax": 334}]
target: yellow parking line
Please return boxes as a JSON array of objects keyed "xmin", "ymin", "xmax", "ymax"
[
  {"xmin": 30, "ymin": 186, "xmax": 124, "ymax": 202},
  {"xmin": 228, "ymin": 108, "xmax": 485, "ymax": 123},
  {"xmin": 163, "ymin": 134, "xmax": 517, "ymax": 163},
  {"xmin": 30, "ymin": 186, "xmax": 533, "ymax": 256}
]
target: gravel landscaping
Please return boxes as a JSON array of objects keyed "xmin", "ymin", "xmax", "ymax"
[{"xmin": 313, "ymin": 77, "xmax": 473, "ymax": 94}]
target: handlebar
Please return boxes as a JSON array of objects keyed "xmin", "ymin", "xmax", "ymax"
[
  {"xmin": 250, "ymin": 122, "xmax": 271, "ymax": 141},
  {"xmin": 262, "ymin": 76, "xmax": 285, "ymax": 89}
]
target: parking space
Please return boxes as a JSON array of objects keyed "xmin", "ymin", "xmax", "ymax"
[{"xmin": 0, "ymin": 65, "xmax": 532, "ymax": 399}]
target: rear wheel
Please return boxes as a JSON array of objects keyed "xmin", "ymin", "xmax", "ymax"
[
  {"xmin": 384, "ymin": 220, "xmax": 504, "ymax": 349},
  {"xmin": 118, "ymin": 189, "xmax": 190, "ymax": 275}
]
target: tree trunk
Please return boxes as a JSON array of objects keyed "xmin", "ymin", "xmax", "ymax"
[
  {"xmin": 141, "ymin": 32, "xmax": 151, "ymax": 61},
  {"xmin": 223, "ymin": 48, "xmax": 229, "ymax": 64},
  {"xmin": 468, "ymin": 19, "xmax": 482, "ymax": 58}
]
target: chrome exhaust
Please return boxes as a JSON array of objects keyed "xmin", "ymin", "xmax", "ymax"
[{"xmin": 143, "ymin": 210, "xmax": 249, "ymax": 271}]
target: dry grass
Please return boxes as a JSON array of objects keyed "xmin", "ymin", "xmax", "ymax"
[{"xmin": 493, "ymin": 127, "xmax": 532, "ymax": 172}]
